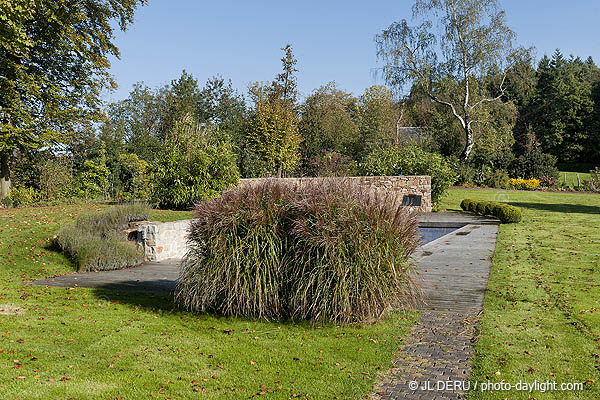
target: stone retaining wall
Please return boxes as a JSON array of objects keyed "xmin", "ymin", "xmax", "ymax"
[
  {"xmin": 240, "ymin": 176, "xmax": 432, "ymax": 213},
  {"xmin": 130, "ymin": 219, "xmax": 192, "ymax": 262},
  {"xmin": 129, "ymin": 176, "xmax": 431, "ymax": 262}
]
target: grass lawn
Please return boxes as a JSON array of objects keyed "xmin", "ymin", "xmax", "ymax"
[
  {"xmin": 0, "ymin": 203, "xmax": 417, "ymax": 399},
  {"xmin": 440, "ymin": 189, "xmax": 600, "ymax": 399},
  {"xmin": 559, "ymin": 171, "xmax": 591, "ymax": 188}
]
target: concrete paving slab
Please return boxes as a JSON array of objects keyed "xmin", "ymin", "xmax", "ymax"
[
  {"xmin": 413, "ymin": 219, "xmax": 498, "ymax": 313},
  {"xmin": 373, "ymin": 212, "xmax": 499, "ymax": 400},
  {"xmin": 30, "ymin": 259, "xmax": 180, "ymax": 293}
]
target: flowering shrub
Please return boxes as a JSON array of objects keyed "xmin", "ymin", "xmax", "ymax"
[{"xmin": 507, "ymin": 178, "xmax": 540, "ymax": 190}]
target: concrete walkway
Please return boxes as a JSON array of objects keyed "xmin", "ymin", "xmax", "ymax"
[
  {"xmin": 31, "ymin": 259, "xmax": 180, "ymax": 293},
  {"xmin": 373, "ymin": 212, "xmax": 499, "ymax": 400},
  {"xmin": 415, "ymin": 213, "xmax": 498, "ymax": 313}
]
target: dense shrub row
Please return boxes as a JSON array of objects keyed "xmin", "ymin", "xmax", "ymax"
[
  {"xmin": 176, "ymin": 179, "xmax": 421, "ymax": 323},
  {"xmin": 455, "ymin": 148, "xmax": 560, "ymax": 188},
  {"xmin": 361, "ymin": 144, "xmax": 457, "ymax": 206},
  {"xmin": 460, "ymin": 198, "xmax": 522, "ymax": 223},
  {"xmin": 56, "ymin": 204, "xmax": 150, "ymax": 271},
  {"xmin": 3, "ymin": 123, "xmax": 239, "ymax": 210}
]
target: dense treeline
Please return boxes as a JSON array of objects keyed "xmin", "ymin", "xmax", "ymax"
[
  {"xmin": 3, "ymin": 45, "xmax": 600, "ymax": 209},
  {"xmin": 408, "ymin": 49, "xmax": 600, "ymax": 185},
  {"xmin": 3, "ymin": 0, "xmax": 599, "ymax": 209},
  {"xmin": 512, "ymin": 50, "xmax": 600, "ymax": 165}
]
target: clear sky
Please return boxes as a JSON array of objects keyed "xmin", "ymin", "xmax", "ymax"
[{"xmin": 104, "ymin": 0, "xmax": 600, "ymax": 103}]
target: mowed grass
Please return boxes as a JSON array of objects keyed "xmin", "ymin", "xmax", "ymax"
[
  {"xmin": 440, "ymin": 189, "xmax": 600, "ymax": 399},
  {"xmin": 559, "ymin": 171, "xmax": 592, "ymax": 188},
  {"xmin": 0, "ymin": 203, "xmax": 417, "ymax": 399}
]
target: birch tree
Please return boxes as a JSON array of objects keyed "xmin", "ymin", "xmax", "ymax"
[{"xmin": 376, "ymin": 0, "xmax": 525, "ymax": 161}]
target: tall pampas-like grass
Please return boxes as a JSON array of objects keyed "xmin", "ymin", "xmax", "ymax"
[{"xmin": 176, "ymin": 179, "xmax": 421, "ymax": 323}]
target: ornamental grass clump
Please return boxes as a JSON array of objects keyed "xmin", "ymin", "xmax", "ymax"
[
  {"xmin": 176, "ymin": 179, "xmax": 421, "ymax": 323},
  {"xmin": 57, "ymin": 203, "xmax": 150, "ymax": 271},
  {"xmin": 176, "ymin": 181, "xmax": 293, "ymax": 321},
  {"xmin": 287, "ymin": 180, "xmax": 421, "ymax": 323}
]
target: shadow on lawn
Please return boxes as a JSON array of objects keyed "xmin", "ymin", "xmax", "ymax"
[
  {"xmin": 509, "ymin": 202, "xmax": 600, "ymax": 215},
  {"xmin": 87, "ymin": 284, "xmax": 324, "ymax": 329},
  {"xmin": 90, "ymin": 282, "xmax": 177, "ymax": 313}
]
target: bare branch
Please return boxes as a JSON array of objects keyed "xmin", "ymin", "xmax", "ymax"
[
  {"xmin": 427, "ymin": 92, "xmax": 466, "ymax": 129},
  {"xmin": 468, "ymin": 73, "xmax": 507, "ymax": 111}
]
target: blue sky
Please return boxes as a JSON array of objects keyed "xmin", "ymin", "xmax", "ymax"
[{"xmin": 105, "ymin": 0, "xmax": 600, "ymax": 103}]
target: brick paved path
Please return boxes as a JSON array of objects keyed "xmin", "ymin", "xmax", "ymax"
[{"xmin": 372, "ymin": 216, "xmax": 498, "ymax": 400}]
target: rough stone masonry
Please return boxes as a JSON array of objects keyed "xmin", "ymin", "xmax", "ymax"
[
  {"xmin": 130, "ymin": 176, "xmax": 432, "ymax": 262},
  {"xmin": 130, "ymin": 219, "xmax": 190, "ymax": 262},
  {"xmin": 240, "ymin": 176, "xmax": 432, "ymax": 213}
]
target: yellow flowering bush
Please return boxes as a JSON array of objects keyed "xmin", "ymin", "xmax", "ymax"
[{"xmin": 507, "ymin": 178, "xmax": 541, "ymax": 190}]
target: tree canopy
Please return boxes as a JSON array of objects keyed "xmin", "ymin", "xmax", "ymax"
[
  {"xmin": 376, "ymin": 0, "xmax": 525, "ymax": 161},
  {"xmin": 244, "ymin": 45, "xmax": 302, "ymax": 177},
  {"xmin": 0, "ymin": 0, "xmax": 145, "ymax": 198}
]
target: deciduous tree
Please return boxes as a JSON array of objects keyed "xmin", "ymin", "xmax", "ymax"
[
  {"xmin": 376, "ymin": 0, "xmax": 524, "ymax": 161},
  {"xmin": 0, "ymin": 0, "xmax": 145, "ymax": 198},
  {"xmin": 245, "ymin": 46, "xmax": 302, "ymax": 177},
  {"xmin": 298, "ymin": 82, "xmax": 359, "ymax": 172}
]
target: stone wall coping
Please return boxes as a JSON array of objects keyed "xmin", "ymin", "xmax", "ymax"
[
  {"xmin": 130, "ymin": 219, "xmax": 191, "ymax": 227},
  {"xmin": 240, "ymin": 175, "xmax": 431, "ymax": 181}
]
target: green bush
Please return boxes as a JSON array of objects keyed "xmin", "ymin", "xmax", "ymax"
[
  {"xmin": 455, "ymin": 163, "xmax": 477, "ymax": 186},
  {"xmin": 483, "ymin": 201, "xmax": 496, "ymax": 215},
  {"xmin": 468, "ymin": 200, "xmax": 478, "ymax": 213},
  {"xmin": 475, "ymin": 201, "xmax": 489, "ymax": 215},
  {"xmin": 308, "ymin": 151, "xmax": 358, "ymax": 177},
  {"xmin": 495, "ymin": 204, "xmax": 522, "ymax": 223},
  {"xmin": 152, "ymin": 122, "xmax": 239, "ymax": 209},
  {"xmin": 490, "ymin": 203, "xmax": 504, "ymax": 216},
  {"xmin": 4, "ymin": 186, "xmax": 41, "ymax": 207},
  {"xmin": 484, "ymin": 170, "xmax": 509, "ymax": 188},
  {"xmin": 361, "ymin": 144, "xmax": 457, "ymax": 206},
  {"xmin": 460, "ymin": 198, "xmax": 522, "ymax": 224},
  {"xmin": 39, "ymin": 157, "xmax": 73, "ymax": 201},
  {"xmin": 56, "ymin": 204, "xmax": 150, "ymax": 271},
  {"xmin": 117, "ymin": 153, "xmax": 151, "ymax": 201},
  {"xmin": 73, "ymin": 142, "xmax": 110, "ymax": 199},
  {"xmin": 176, "ymin": 179, "xmax": 421, "ymax": 323},
  {"xmin": 460, "ymin": 198, "xmax": 474, "ymax": 211},
  {"xmin": 509, "ymin": 147, "xmax": 559, "ymax": 180}
]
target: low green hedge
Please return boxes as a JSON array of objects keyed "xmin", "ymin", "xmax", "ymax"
[{"xmin": 460, "ymin": 198, "xmax": 522, "ymax": 224}]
